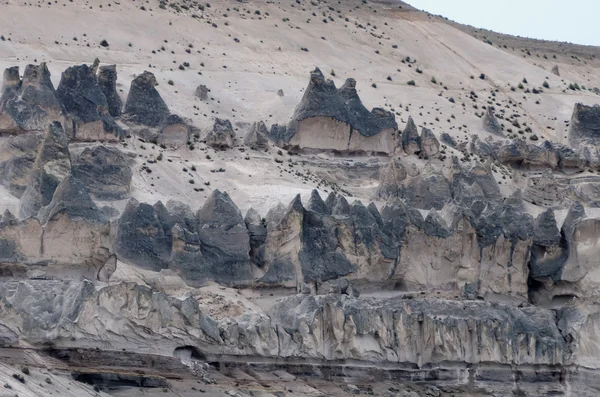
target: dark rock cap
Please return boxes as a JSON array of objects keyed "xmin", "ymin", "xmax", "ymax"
[{"xmin": 123, "ymin": 71, "xmax": 170, "ymax": 128}]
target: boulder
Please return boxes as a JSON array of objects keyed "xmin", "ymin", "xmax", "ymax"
[
  {"xmin": 440, "ymin": 132, "xmax": 457, "ymax": 148},
  {"xmin": 71, "ymin": 145, "xmax": 132, "ymax": 199},
  {"xmin": 0, "ymin": 63, "xmax": 68, "ymax": 134},
  {"xmin": 419, "ymin": 127, "xmax": 439, "ymax": 158},
  {"xmin": 483, "ymin": 107, "xmax": 503, "ymax": 136},
  {"xmin": 205, "ymin": 118, "xmax": 235, "ymax": 149},
  {"xmin": 97, "ymin": 64, "xmax": 123, "ymax": 117},
  {"xmin": 195, "ymin": 85, "xmax": 209, "ymax": 100},
  {"xmin": 400, "ymin": 116, "xmax": 420, "ymax": 155},
  {"xmin": 284, "ymin": 68, "xmax": 397, "ymax": 154},
  {"xmin": 19, "ymin": 121, "xmax": 71, "ymax": 219},
  {"xmin": 158, "ymin": 114, "xmax": 190, "ymax": 148},
  {"xmin": 123, "ymin": 71, "xmax": 170, "ymax": 128},
  {"xmin": 56, "ymin": 62, "xmax": 122, "ymax": 141},
  {"xmin": 243, "ymin": 121, "xmax": 269, "ymax": 150}
]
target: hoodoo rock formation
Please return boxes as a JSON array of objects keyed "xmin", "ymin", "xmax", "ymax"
[
  {"xmin": 282, "ymin": 68, "xmax": 397, "ymax": 154},
  {"xmin": 3, "ymin": 2, "xmax": 600, "ymax": 395},
  {"xmin": 0, "ymin": 63, "xmax": 68, "ymax": 134}
]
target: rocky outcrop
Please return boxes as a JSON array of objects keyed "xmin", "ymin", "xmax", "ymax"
[
  {"xmin": 56, "ymin": 62, "xmax": 123, "ymax": 141},
  {"xmin": 170, "ymin": 190, "xmax": 252, "ymax": 285},
  {"xmin": 71, "ymin": 145, "xmax": 132, "ymax": 199},
  {"xmin": 97, "ymin": 64, "xmax": 123, "ymax": 117},
  {"xmin": 0, "ymin": 132, "xmax": 44, "ymax": 197},
  {"xmin": 37, "ymin": 175, "xmax": 112, "ymax": 274},
  {"xmin": 243, "ymin": 121, "xmax": 269, "ymax": 150},
  {"xmin": 400, "ymin": 116, "xmax": 420, "ymax": 155},
  {"xmin": 284, "ymin": 68, "xmax": 397, "ymax": 154},
  {"xmin": 375, "ymin": 157, "xmax": 407, "ymax": 200},
  {"xmin": 483, "ymin": 107, "xmax": 503, "ymax": 136},
  {"xmin": 0, "ymin": 63, "xmax": 68, "ymax": 134},
  {"xmin": 19, "ymin": 121, "xmax": 71, "ymax": 219},
  {"xmin": 114, "ymin": 198, "xmax": 171, "ymax": 271},
  {"xmin": 569, "ymin": 103, "xmax": 600, "ymax": 147},
  {"xmin": 123, "ymin": 71, "xmax": 170, "ymax": 128},
  {"xmin": 205, "ymin": 118, "xmax": 235, "ymax": 149},
  {"xmin": 419, "ymin": 127, "xmax": 439, "ymax": 158},
  {"xmin": 158, "ymin": 114, "xmax": 190, "ymax": 148}
]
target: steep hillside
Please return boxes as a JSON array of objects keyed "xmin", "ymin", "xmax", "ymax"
[{"xmin": 2, "ymin": 1, "xmax": 600, "ymax": 396}]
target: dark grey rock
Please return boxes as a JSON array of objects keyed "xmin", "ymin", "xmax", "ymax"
[
  {"xmin": 569, "ymin": 103, "xmax": 600, "ymax": 147},
  {"xmin": 529, "ymin": 209, "xmax": 568, "ymax": 281},
  {"xmin": 243, "ymin": 121, "xmax": 269, "ymax": 150},
  {"xmin": 195, "ymin": 85, "xmax": 209, "ymax": 101},
  {"xmin": 401, "ymin": 116, "xmax": 420, "ymax": 155},
  {"xmin": 19, "ymin": 121, "xmax": 71, "ymax": 219},
  {"xmin": 71, "ymin": 145, "xmax": 132, "ymax": 199},
  {"xmin": 170, "ymin": 190, "xmax": 251, "ymax": 285},
  {"xmin": 306, "ymin": 189, "xmax": 329, "ymax": 214},
  {"xmin": 286, "ymin": 68, "xmax": 397, "ymax": 140},
  {"xmin": 123, "ymin": 71, "xmax": 170, "ymax": 128},
  {"xmin": 266, "ymin": 123, "xmax": 292, "ymax": 146},
  {"xmin": 299, "ymin": 205, "xmax": 354, "ymax": 282},
  {"xmin": 114, "ymin": 198, "xmax": 171, "ymax": 271},
  {"xmin": 56, "ymin": 62, "xmax": 122, "ymax": 141},
  {"xmin": 205, "ymin": 118, "xmax": 235, "ymax": 149},
  {"xmin": 404, "ymin": 169, "xmax": 452, "ymax": 210},
  {"xmin": 37, "ymin": 175, "xmax": 107, "ymax": 225},
  {"xmin": 419, "ymin": 127, "xmax": 439, "ymax": 158},
  {"xmin": 483, "ymin": 107, "xmax": 503, "ymax": 136},
  {"xmin": 245, "ymin": 207, "xmax": 266, "ymax": 266},
  {"xmin": 440, "ymin": 132, "xmax": 457, "ymax": 148},
  {"xmin": 375, "ymin": 157, "xmax": 407, "ymax": 201},
  {"xmin": 97, "ymin": 65, "xmax": 123, "ymax": 117},
  {"xmin": 0, "ymin": 132, "xmax": 44, "ymax": 197},
  {"xmin": 0, "ymin": 63, "xmax": 67, "ymax": 134}
]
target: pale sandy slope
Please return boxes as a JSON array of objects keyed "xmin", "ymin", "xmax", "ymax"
[{"xmin": 0, "ymin": 0, "xmax": 598, "ymax": 215}]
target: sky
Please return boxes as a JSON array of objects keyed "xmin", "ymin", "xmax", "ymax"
[{"xmin": 407, "ymin": 0, "xmax": 600, "ymax": 46}]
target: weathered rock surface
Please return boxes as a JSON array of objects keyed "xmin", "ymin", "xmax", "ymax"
[
  {"xmin": 483, "ymin": 107, "xmax": 503, "ymax": 136},
  {"xmin": 284, "ymin": 68, "xmax": 397, "ymax": 154},
  {"xmin": 56, "ymin": 62, "xmax": 123, "ymax": 141},
  {"xmin": 71, "ymin": 145, "xmax": 132, "ymax": 199},
  {"xmin": 97, "ymin": 64, "xmax": 123, "ymax": 117},
  {"xmin": 569, "ymin": 103, "xmax": 600, "ymax": 147},
  {"xmin": 158, "ymin": 114, "xmax": 190, "ymax": 148},
  {"xmin": 419, "ymin": 127, "xmax": 439, "ymax": 158},
  {"xmin": 205, "ymin": 118, "xmax": 235, "ymax": 149},
  {"xmin": 243, "ymin": 121, "xmax": 269, "ymax": 150},
  {"xmin": 171, "ymin": 190, "xmax": 252, "ymax": 285},
  {"xmin": 0, "ymin": 132, "xmax": 43, "ymax": 197},
  {"xmin": 0, "ymin": 63, "xmax": 68, "ymax": 134},
  {"xmin": 114, "ymin": 198, "xmax": 171, "ymax": 271},
  {"xmin": 375, "ymin": 157, "xmax": 407, "ymax": 200},
  {"xmin": 123, "ymin": 71, "xmax": 170, "ymax": 128},
  {"xmin": 195, "ymin": 84, "xmax": 209, "ymax": 100},
  {"xmin": 19, "ymin": 121, "xmax": 71, "ymax": 219},
  {"xmin": 400, "ymin": 116, "xmax": 420, "ymax": 155}
]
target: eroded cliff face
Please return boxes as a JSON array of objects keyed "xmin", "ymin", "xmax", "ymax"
[{"xmin": 2, "ymin": 37, "xmax": 600, "ymax": 396}]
